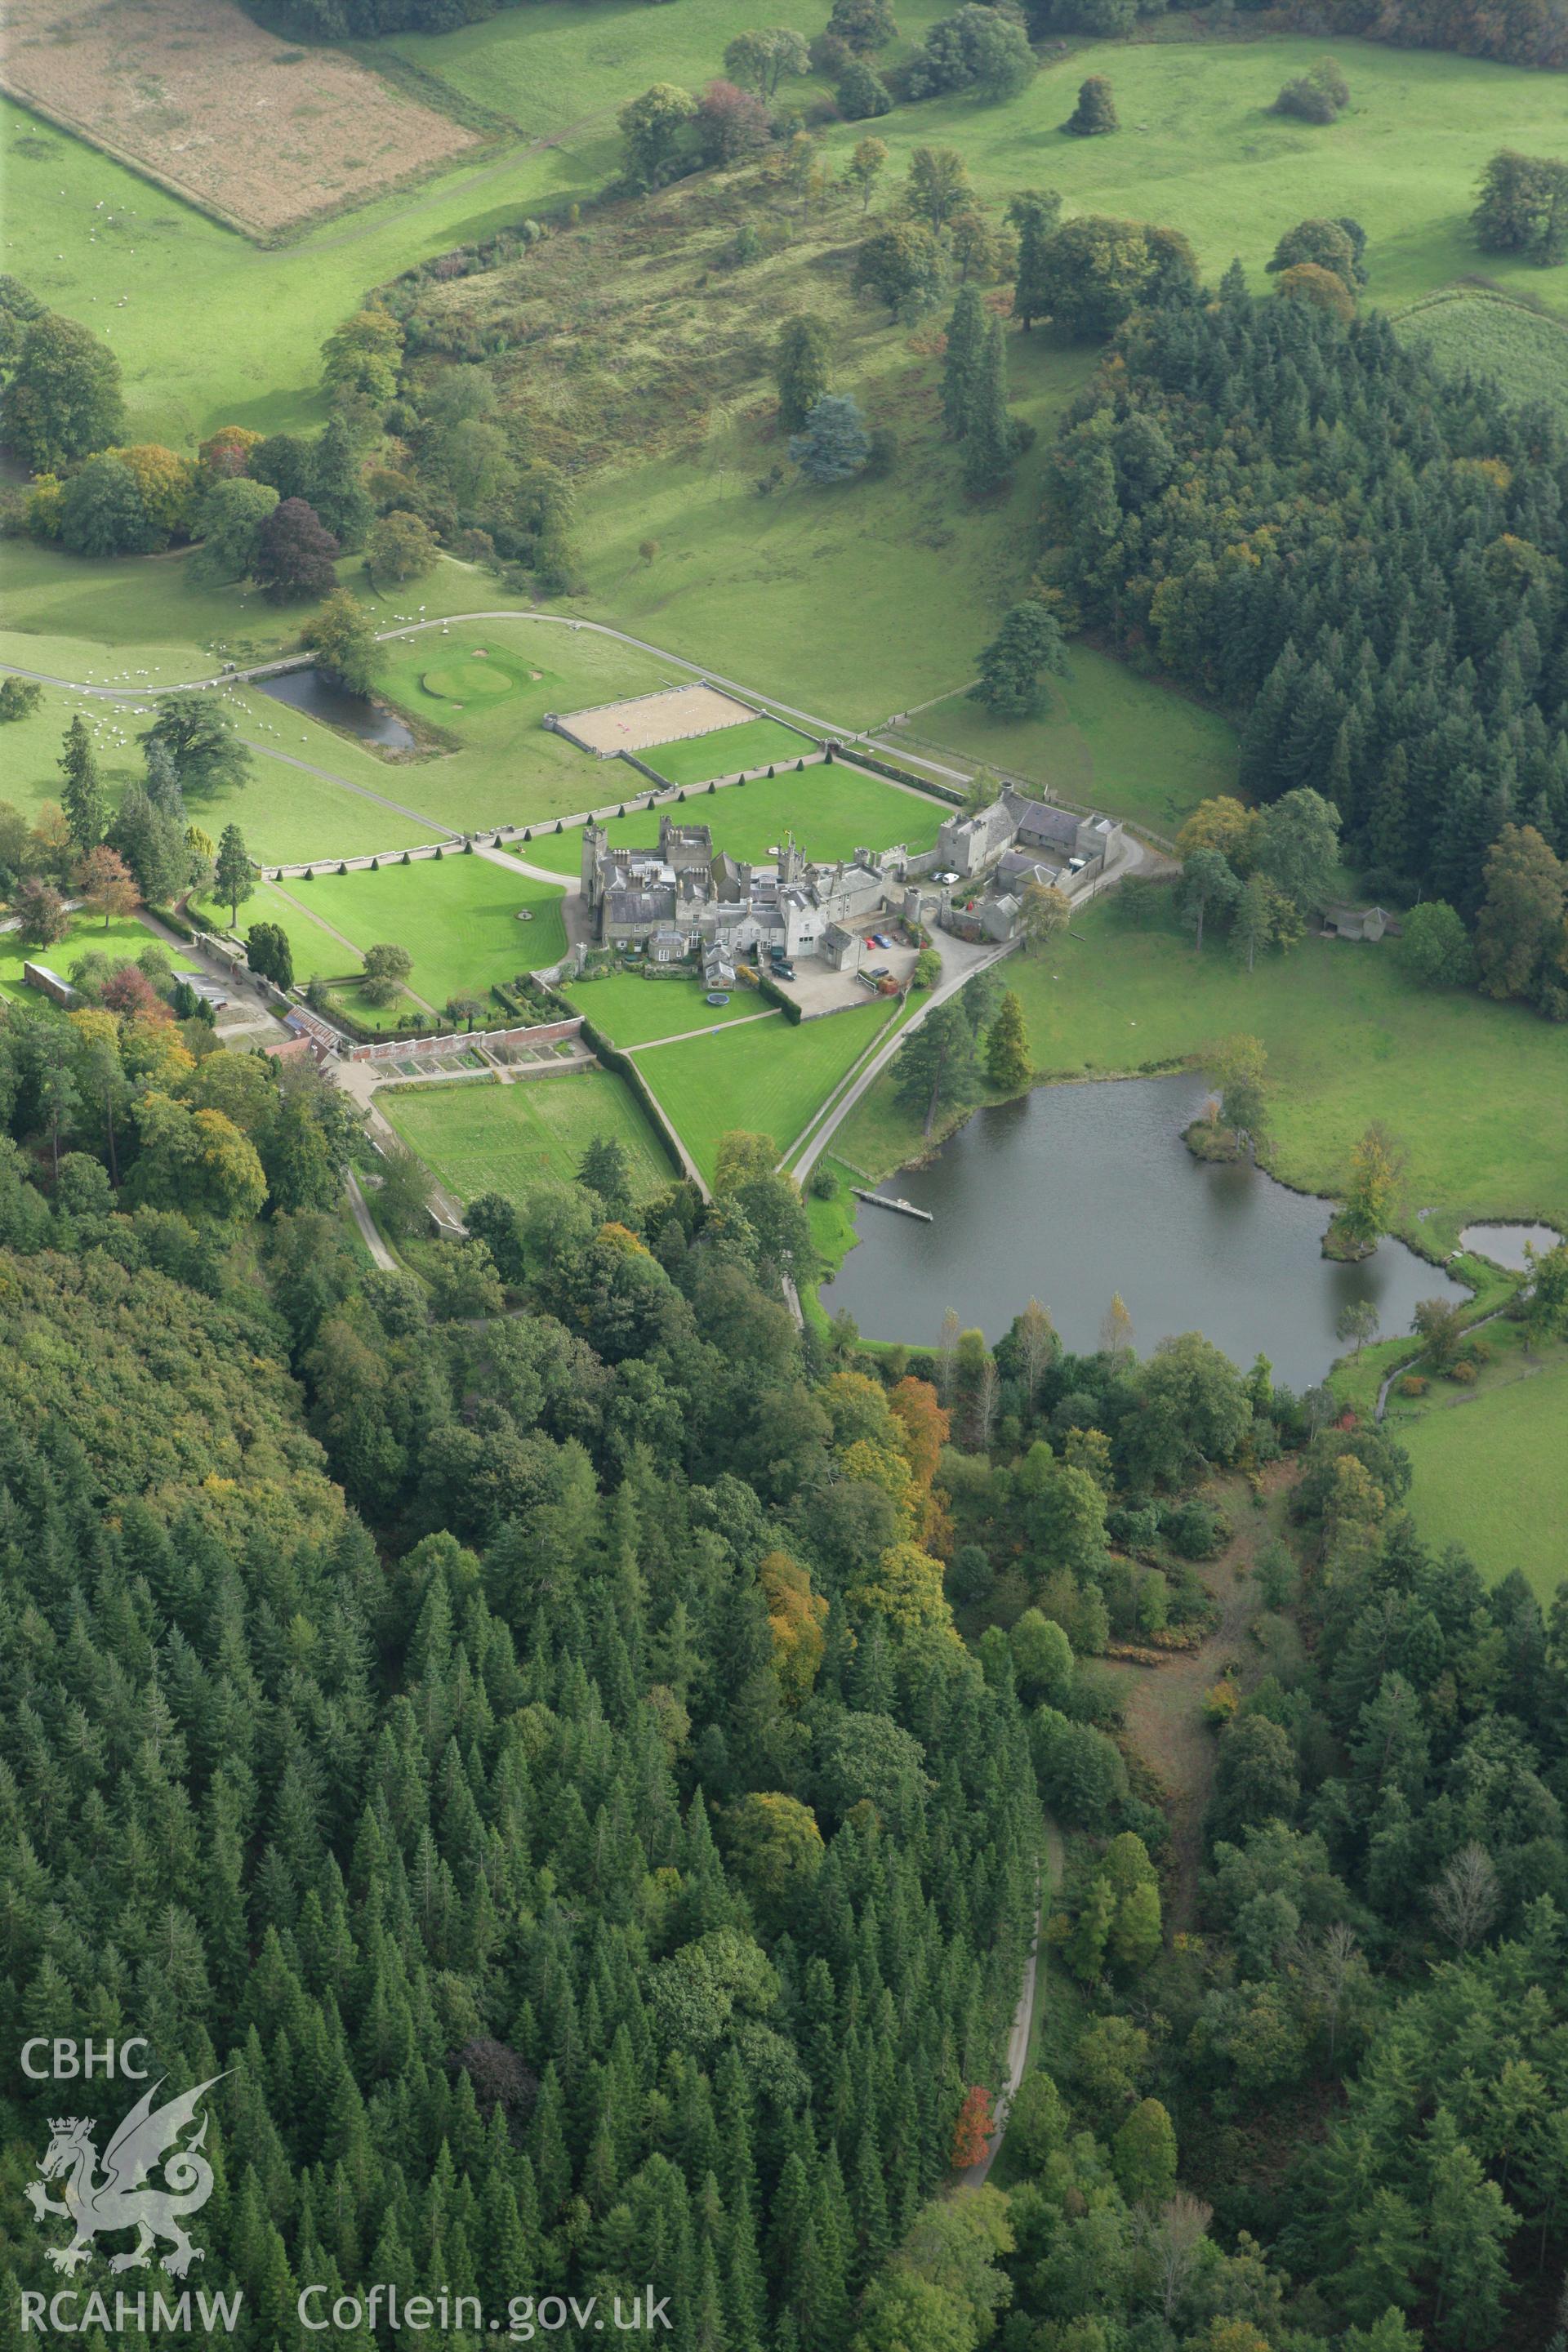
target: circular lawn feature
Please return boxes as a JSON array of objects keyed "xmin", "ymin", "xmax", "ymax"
[{"xmin": 421, "ymin": 657, "xmax": 514, "ymax": 703}]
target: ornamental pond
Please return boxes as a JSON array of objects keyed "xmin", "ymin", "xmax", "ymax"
[{"xmin": 820, "ymin": 1072, "xmax": 1468, "ymax": 1394}]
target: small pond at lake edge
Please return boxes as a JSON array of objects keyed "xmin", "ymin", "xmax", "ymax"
[
  {"xmin": 819, "ymin": 1074, "xmax": 1469, "ymax": 1392},
  {"xmin": 1458, "ymin": 1223, "xmax": 1563, "ymax": 1272},
  {"xmin": 258, "ymin": 666, "xmax": 416, "ymax": 751}
]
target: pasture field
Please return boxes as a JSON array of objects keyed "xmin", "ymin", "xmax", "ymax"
[
  {"xmin": 1, "ymin": 99, "xmax": 586, "ymax": 448},
  {"xmin": 838, "ymin": 895, "xmax": 1568, "ymax": 1251},
  {"xmin": 817, "ymin": 38, "xmax": 1568, "ymax": 318},
  {"xmin": 1395, "ymin": 1342, "xmax": 1568, "ymax": 1602},
  {"xmin": 910, "ymin": 648, "xmax": 1239, "ymax": 840},
  {"xmin": 381, "ymin": 1067, "xmax": 672, "ymax": 1203},
  {"xmin": 381, "ymin": 0, "xmax": 948, "ymax": 148},
  {"xmin": 1395, "ymin": 289, "xmax": 1568, "ymax": 420},
  {"xmin": 646, "ymin": 718, "xmax": 816, "ymax": 787},
  {"xmin": 523, "ymin": 761, "xmax": 947, "ymax": 876},
  {"xmin": 0, "ymin": 910, "xmax": 190, "ymax": 1004},
  {"xmin": 635, "ymin": 999, "xmax": 896, "ymax": 1183},
  {"xmin": 564, "ymin": 973, "xmax": 772, "ymax": 1047},
  {"xmin": 2, "ymin": 0, "xmax": 476, "ymax": 237}
]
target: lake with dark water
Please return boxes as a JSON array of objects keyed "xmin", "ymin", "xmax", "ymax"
[
  {"xmin": 819, "ymin": 1072, "xmax": 1469, "ymax": 1392},
  {"xmin": 258, "ymin": 666, "xmax": 416, "ymax": 751}
]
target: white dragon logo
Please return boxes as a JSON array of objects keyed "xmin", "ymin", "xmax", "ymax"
[{"xmin": 25, "ymin": 2075, "xmax": 225, "ymax": 2278}]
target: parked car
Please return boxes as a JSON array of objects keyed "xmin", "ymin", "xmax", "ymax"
[{"xmin": 775, "ymin": 963, "xmax": 795, "ymax": 982}]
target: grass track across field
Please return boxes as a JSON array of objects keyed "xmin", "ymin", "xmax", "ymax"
[
  {"xmin": 635, "ymin": 1000, "xmax": 896, "ymax": 1185},
  {"xmin": 279, "ymin": 856, "xmax": 568, "ymax": 1006},
  {"xmin": 838, "ymin": 895, "xmax": 1568, "ymax": 1254},
  {"xmin": 381, "ymin": 1067, "xmax": 672, "ymax": 1203}
]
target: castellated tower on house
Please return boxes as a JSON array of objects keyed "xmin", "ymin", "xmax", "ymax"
[{"xmin": 580, "ymin": 818, "xmax": 608, "ymax": 916}]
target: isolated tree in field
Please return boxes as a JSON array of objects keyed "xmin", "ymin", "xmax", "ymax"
[
  {"xmin": 790, "ymin": 394, "xmax": 871, "ymax": 483},
  {"xmin": 1, "ymin": 310, "xmax": 124, "ymax": 471},
  {"xmin": 1413, "ymin": 1294, "xmax": 1466, "ymax": 1370},
  {"xmin": 255, "ymin": 497, "xmax": 340, "ymax": 604},
  {"xmin": 58, "ymin": 717, "xmax": 105, "ymax": 857},
  {"xmin": 830, "ymin": 0, "xmax": 898, "ymax": 49},
  {"xmin": 970, "ymin": 603, "xmax": 1068, "ymax": 717},
  {"xmin": 618, "ymin": 82, "xmax": 698, "ymax": 188},
  {"xmin": 214, "ymin": 825, "xmax": 254, "ymax": 929},
  {"xmin": 1008, "ymin": 189, "xmax": 1064, "ymax": 331},
  {"xmin": 837, "ymin": 58, "xmax": 893, "ymax": 119},
  {"xmin": 942, "ymin": 285, "xmax": 986, "ymax": 439},
  {"xmin": 1335, "ymin": 1122, "xmax": 1405, "ymax": 1254},
  {"xmin": 76, "ymin": 844, "xmax": 139, "ymax": 929},
  {"xmin": 1062, "ymin": 75, "xmax": 1118, "ymax": 136},
  {"xmin": 1335, "ymin": 1298, "xmax": 1379, "ymax": 1357},
  {"xmin": 907, "ymin": 145, "xmax": 972, "ymax": 232},
  {"xmin": 775, "ymin": 315, "xmax": 834, "ymax": 434},
  {"xmin": 246, "ymin": 920, "xmax": 294, "ymax": 991},
  {"xmin": 909, "ymin": 4, "xmax": 1034, "ymax": 101},
  {"xmin": 1178, "ymin": 845, "xmax": 1240, "ymax": 950},
  {"xmin": 962, "ymin": 314, "xmax": 1017, "ymax": 492},
  {"xmin": 193, "ymin": 476, "xmax": 278, "ymax": 583},
  {"xmin": 142, "ymin": 694, "xmax": 252, "ymax": 800},
  {"xmin": 1473, "ymin": 149, "xmax": 1568, "ymax": 265},
  {"xmin": 845, "ymin": 136, "xmax": 889, "ymax": 210},
  {"xmin": 362, "ymin": 942, "xmax": 414, "ymax": 1005},
  {"xmin": 723, "ymin": 27, "xmax": 808, "ymax": 99},
  {"xmin": 1272, "ymin": 56, "xmax": 1350, "ymax": 123},
  {"xmin": 305, "ymin": 589, "xmax": 384, "ymax": 698},
  {"xmin": 0, "ymin": 675, "xmax": 42, "ymax": 724},
  {"xmin": 365, "ymin": 507, "xmax": 439, "ymax": 588},
  {"xmin": 16, "ymin": 877, "xmax": 70, "ymax": 949},
  {"xmin": 855, "ymin": 220, "xmax": 947, "ymax": 319},
  {"xmin": 985, "ymin": 990, "xmax": 1030, "ymax": 1090},
  {"xmin": 1266, "ymin": 217, "xmax": 1359, "ymax": 287},
  {"xmin": 1396, "ymin": 898, "xmax": 1473, "ymax": 989},
  {"xmin": 1474, "ymin": 822, "xmax": 1565, "ymax": 1003}
]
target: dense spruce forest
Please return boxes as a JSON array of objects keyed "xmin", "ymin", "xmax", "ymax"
[
  {"xmin": 3, "ymin": 982, "xmax": 1568, "ymax": 2346},
  {"xmin": 1046, "ymin": 280, "xmax": 1568, "ymax": 947}
]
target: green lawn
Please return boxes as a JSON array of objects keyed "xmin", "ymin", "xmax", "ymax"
[
  {"xmin": 198, "ymin": 853, "xmax": 565, "ymax": 1004},
  {"xmin": 194, "ymin": 879, "xmax": 355, "ymax": 984},
  {"xmin": 818, "ymin": 38, "xmax": 1568, "ymax": 320},
  {"xmin": 381, "ymin": 1067, "xmax": 672, "ymax": 1202},
  {"xmin": 912, "ymin": 646, "xmax": 1239, "ymax": 840},
  {"xmin": 1397, "ymin": 1348, "xmax": 1568, "ymax": 1603},
  {"xmin": 635, "ymin": 1000, "xmax": 896, "ymax": 1183},
  {"xmin": 274, "ymin": 855, "xmax": 567, "ymax": 1005},
  {"xmin": 839, "ymin": 896, "xmax": 1568, "ymax": 1254},
  {"xmin": 523, "ymin": 762, "xmax": 946, "ymax": 877},
  {"xmin": 564, "ymin": 971, "xmax": 773, "ymax": 1046},
  {"xmin": 645, "ymin": 718, "xmax": 816, "ymax": 787},
  {"xmin": 0, "ymin": 910, "xmax": 189, "ymax": 1004}
]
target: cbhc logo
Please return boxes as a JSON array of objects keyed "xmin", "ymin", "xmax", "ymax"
[{"xmin": 20, "ymin": 2040, "xmax": 151, "ymax": 2080}]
